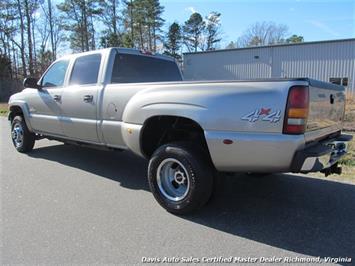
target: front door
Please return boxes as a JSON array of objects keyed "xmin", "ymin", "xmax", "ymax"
[
  {"xmin": 60, "ymin": 53, "xmax": 102, "ymax": 143},
  {"xmin": 28, "ymin": 59, "xmax": 69, "ymax": 136}
]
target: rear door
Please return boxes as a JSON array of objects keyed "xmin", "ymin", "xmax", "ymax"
[
  {"xmin": 60, "ymin": 53, "xmax": 102, "ymax": 143},
  {"xmin": 101, "ymin": 51, "xmax": 183, "ymax": 148}
]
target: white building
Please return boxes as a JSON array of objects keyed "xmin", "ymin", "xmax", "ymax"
[{"xmin": 183, "ymin": 38, "xmax": 355, "ymax": 94}]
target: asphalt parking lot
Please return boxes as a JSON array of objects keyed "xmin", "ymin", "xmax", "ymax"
[{"xmin": 1, "ymin": 117, "xmax": 355, "ymax": 264}]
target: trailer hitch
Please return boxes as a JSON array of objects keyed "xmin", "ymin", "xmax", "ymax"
[{"xmin": 321, "ymin": 163, "xmax": 342, "ymax": 177}]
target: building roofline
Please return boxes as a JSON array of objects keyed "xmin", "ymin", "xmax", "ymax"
[{"xmin": 183, "ymin": 38, "xmax": 355, "ymax": 55}]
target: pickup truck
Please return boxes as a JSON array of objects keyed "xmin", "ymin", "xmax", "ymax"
[{"xmin": 8, "ymin": 48, "xmax": 352, "ymax": 214}]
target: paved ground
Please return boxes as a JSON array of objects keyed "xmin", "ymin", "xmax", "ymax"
[{"xmin": 1, "ymin": 117, "xmax": 355, "ymax": 265}]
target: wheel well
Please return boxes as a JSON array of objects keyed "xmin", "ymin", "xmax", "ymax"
[
  {"xmin": 8, "ymin": 106, "xmax": 23, "ymax": 121},
  {"xmin": 140, "ymin": 116, "xmax": 210, "ymax": 158}
]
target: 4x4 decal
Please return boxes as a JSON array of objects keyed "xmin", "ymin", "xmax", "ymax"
[{"xmin": 241, "ymin": 108, "xmax": 281, "ymax": 123}]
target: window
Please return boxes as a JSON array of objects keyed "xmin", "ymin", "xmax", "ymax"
[
  {"xmin": 41, "ymin": 60, "xmax": 69, "ymax": 88},
  {"xmin": 111, "ymin": 53, "xmax": 182, "ymax": 83},
  {"xmin": 329, "ymin": 78, "xmax": 342, "ymax": 85},
  {"xmin": 342, "ymin": 78, "xmax": 348, "ymax": 87},
  {"xmin": 329, "ymin": 77, "xmax": 349, "ymax": 87},
  {"xmin": 70, "ymin": 54, "xmax": 101, "ymax": 85}
]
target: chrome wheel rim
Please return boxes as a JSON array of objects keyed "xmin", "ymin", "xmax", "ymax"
[
  {"xmin": 11, "ymin": 122, "xmax": 24, "ymax": 148},
  {"xmin": 156, "ymin": 158, "xmax": 190, "ymax": 202}
]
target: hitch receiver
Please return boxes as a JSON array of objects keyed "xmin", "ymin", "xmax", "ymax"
[{"xmin": 321, "ymin": 163, "xmax": 342, "ymax": 177}]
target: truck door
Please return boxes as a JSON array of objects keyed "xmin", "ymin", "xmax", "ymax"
[
  {"xmin": 60, "ymin": 53, "xmax": 102, "ymax": 143},
  {"xmin": 28, "ymin": 59, "xmax": 69, "ymax": 136}
]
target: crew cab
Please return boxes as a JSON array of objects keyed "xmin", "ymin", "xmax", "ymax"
[{"xmin": 8, "ymin": 48, "xmax": 352, "ymax": 214}]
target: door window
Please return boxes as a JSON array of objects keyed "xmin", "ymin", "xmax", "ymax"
[
  {"xmin": 41, "ymin": 60, "xmax": 69, "ymax": 88},
  {"xmin": 69, "ymin": 54, "xmax": 102, "ymax": 85}
]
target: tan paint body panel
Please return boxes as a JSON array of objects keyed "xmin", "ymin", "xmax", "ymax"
[{"xmin": 8, "ymin": 48, "xmax": 346, "ymax": 172}]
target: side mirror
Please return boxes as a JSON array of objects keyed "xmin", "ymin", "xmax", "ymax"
[{"xmin": 23, "ymin": 77, "xmax": 40, "ymax": 89}]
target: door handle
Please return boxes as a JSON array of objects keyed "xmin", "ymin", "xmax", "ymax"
[
  {"xmin": 83, "ymin": 95, "xmax": 94, "ymax": 103},
  {"xmin": 330, "ymin": 94, "xmax": 335, "ymax": 104},
  {"xmin": 53, "ymin": 95, "xmax": 61, "ymax": 102}
]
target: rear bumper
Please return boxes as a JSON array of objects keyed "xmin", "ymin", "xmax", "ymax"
[{"xmin": 290, "ymin": 133, "xmax": 353, "ymax": 173}]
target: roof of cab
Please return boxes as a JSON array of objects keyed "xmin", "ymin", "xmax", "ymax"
[{"xmin": 58, "ymin": 47, "xmax": 176, "ymax": 62}]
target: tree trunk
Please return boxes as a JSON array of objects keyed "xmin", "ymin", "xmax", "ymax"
[
  {"xmin": 0, "ymin": 35, "xmax": 7, "ymax": 57},
  {"xmin": 12, "ymin": 42, "xmax": 17, "ymax": 79},
  {"xmin": 112, "ymin": 0, "xmax": 117, "ymax": 35},
  {"xmin": 139, "ymin": 24, "xmax": 144, "ymax": 49},
  {"xmin": 16, "ymin": 0, "xmax": 27, "ymax": 77},
  {"xmin": 148, "ymin": 25, "xmax": 152, "ymax": 51},
  {"xmin": 90, "ymin": 16, "xmax": 95, "ymax": 50},
  {"xmin": 130, "ymin": 0, "xmax": 134, "ymax": 48},
  {"xmin": 24, "ymin": 0, "xmax": 34, "ymax": 76},
  {"xmin": 32, "ymin": 15, "xmax": 37, "ymax": 75},
  {"xmin": 194, "ymin": 32, "xmax": 200, "ymax": 52},
  {"xmin": 48, "ymin": 0, "xmax": 55, "ymax": 59},
  {"xmin": 153, "ymin": 26, "xmax": 156, "ymax": 52},
  {"xmin": 82, "ymin": 1, "xmax": 89, "ymax": 51}
]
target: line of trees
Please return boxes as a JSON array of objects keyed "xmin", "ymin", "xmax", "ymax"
[
  {"xmin": 0, "ymin": 0, "xmax": 304, "ymax": 81},
  {"xmin": 226, "ymin": 21, "xmax": 304, "ymax": 49}
]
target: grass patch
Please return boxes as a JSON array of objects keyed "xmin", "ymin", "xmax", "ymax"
[
  {"xmin": 0, "ymin": 103, "xmax": 8, "ymax": 117},
  {"xmin": 344, "ymin": 92, "xmax": 355, "ymax": 131},
  {"xmin": 339, "ymin": 131, "xmax": 355, "ymax": 167}
]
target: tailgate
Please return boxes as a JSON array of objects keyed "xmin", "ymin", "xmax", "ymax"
[{"xmin": 305, "ymin": 79, "xmax": 345, "ymax": 142}]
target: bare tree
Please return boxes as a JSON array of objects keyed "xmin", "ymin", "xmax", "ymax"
[
  {"xmin": 47, "ymin": 0, "xmax": 55, "ymax": 59},
  {"xmin": 205, "ymin": 11, "xmax": 222, "ymax": 51},
  {"xmin": 238, "ymin": 21, "xmax": 288, "ymax": 47},
  {"xmin": 16, "ymin": 0, "xmax": 27, "ymax": 76},
  {"xmin": 0, "ymin": 0, "xmax": 23, "ymax": 78},
  {"xmin": 24, "ymin": 0, "xmax": 33, "ymax": 75},
  {"xmin": 225, "ymin": 41, "xmax": 237, "ymax": 49}
]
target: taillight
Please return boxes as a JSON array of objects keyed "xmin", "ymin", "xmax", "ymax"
[{"xmin": 283, "ymin": 86, "xmax": 309, "ymax": 134}]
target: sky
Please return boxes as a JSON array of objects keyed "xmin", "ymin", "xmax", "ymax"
[{"xmin": 160, "ymin": 0, "xmax": 355, "ymax": 47}]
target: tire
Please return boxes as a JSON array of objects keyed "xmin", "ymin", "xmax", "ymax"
[
  {"xmin": 148, "ymin": 142, "xmax": 214, "ymax": 215},
  {"xmin": 247, "ymin": 173, "xmax": 271, "ymax": 178},
  {"xmin": 11, "ymin": 115, "xmax": 35, "ymax": 153}
]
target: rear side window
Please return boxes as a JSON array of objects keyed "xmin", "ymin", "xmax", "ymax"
[
  {"xmin": 111, "ymin": 53, "xmax": 182, "ymax": 83},
  {"xmin": 329, "ymin": 78, "xmax": 342, "ymax": 85},
  {"xmin": 41, "ymin": 60, "xmax": 69, "ymax": 88},
  {"xmin": 70, "ymin": 54, "xmax": 101, "ymax": 85}
]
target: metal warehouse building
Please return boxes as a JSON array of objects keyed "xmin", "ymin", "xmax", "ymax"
[{"xmin": 183, "ymin": 38, "xmax": 355, "ymax": 94}]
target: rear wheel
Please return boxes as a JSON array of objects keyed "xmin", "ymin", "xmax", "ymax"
[
  {"xmin": 11, "ymin": 116, "xmax": 35, "ymax": 153},
  {"xmin": 148, "ymin": 142, "xmax": 214, "ymax": 214},
  {"xmin": 247, "ymin": 173, "xmax": 271, "ymax": 178}
]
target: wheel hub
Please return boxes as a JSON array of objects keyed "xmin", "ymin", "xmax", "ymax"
[
  {"xmin": 11, "ymin": 123, "xmax": 24, "ymax": 147},
  {"xmin": 174, "ymin": 170, "xmax": 186, "ymax": 185},
  {"xmin": 156, "ymin": 158, "xmax": 190, "ymax": 202}
]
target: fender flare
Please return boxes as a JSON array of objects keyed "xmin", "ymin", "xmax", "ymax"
[{"xmin": 8, "ymin": 101, "xmax": 34, "ymax": 132}]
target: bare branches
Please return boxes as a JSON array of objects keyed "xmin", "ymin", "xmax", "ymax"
[
  {"xmin": 238, "ymin": 21, "xmax": 289, "ymax": 47},
  {"xmin": 0, "ymin": 0, "xmax": 307, "ymax": 81}
]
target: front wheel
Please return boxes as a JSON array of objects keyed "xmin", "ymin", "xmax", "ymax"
[
  {"xmin": 11, "ymin": 115, "xmax": 35, "ymax": 153},
  {"xmin": 148, "ymin": 142, "xmax": 214, "ymax": 214}
]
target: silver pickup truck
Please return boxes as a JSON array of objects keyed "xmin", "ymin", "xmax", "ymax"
[{"xmin": 8, "ymin": 48, "xmax": 352, "ymax": 214}]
